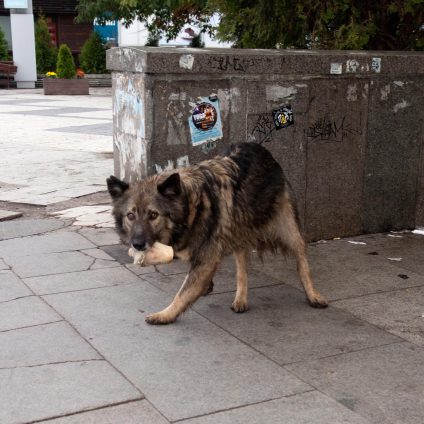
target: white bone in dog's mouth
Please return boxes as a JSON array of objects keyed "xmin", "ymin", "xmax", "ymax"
[{"xmin": 128, "ymin": 242, "xmax": 174, "ymax": 266}]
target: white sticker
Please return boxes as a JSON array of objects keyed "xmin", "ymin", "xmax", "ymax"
[
  {"xmin": 179, "ymin": 54, "xmax": 194, "ymax": 70},
  {"xmin": 346, "ymin": 59, "xmax": 359, "ymax": 73},
  {"xmin": 330, "ymin": 63, "xmax": 343, "ymax": 75},
  {"xmin": 371, "ymin": 57, "xmax": 381, "ymax": 73}
]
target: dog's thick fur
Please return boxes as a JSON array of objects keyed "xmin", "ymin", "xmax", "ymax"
[{"xmin": 107, "ymin": 143, "xmax": 327, "ymax": 324}]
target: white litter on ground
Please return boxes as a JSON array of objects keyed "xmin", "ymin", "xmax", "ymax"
[
  {"xmin": 412, "ymin": 228, "xmax": 424, "ymax": 236},
  {"xmin": 387, "ymin": 257, "xmax": 403, "ymax": 262},
  {"xmin": 347, "ymin": 241, "xmax": 367, "ymax": 245},
  {"xmin": 388, "ymin": 234, "xmax": 403, "ymax": 238}
]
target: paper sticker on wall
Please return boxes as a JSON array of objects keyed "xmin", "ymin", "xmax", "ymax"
[
  {"xmin": 188, "ymin": 97, "xmax": 223, "ymax": 146},
  {"xmin": 371, "ymin": 57, "xmax": 381, "ymax": 73},
  {"xmin": 330, "ymin": 63, "xmax": 343, "ymax": 75},
  {"xmin": 272, "ymin": 105, "xmax": 294, "ymax": 130}
]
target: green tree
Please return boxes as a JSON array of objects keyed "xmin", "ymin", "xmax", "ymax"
[
  {"xmin": 190, "ymin": 33, "xmax": 205, "ymax": 48},
  {"xmin": 34, "ymin": 15, "xmax": 57, "ymax": 73},
  {"xmin": 76, "ymin": 0, "xmax": 424, "ymax": 50},
  {"xmin": 56, "ymin": 44, "xmax": 76, "ymax": 78},
  {"xmin": 0, "ymin": 25, "xmax": 9, "ymax": 60},
  {"xmin": 145, "ymin": 30, "xmax": 160, "ymax": 46},
  {"xmin": 79, "ymin": 31, "xmax": 107, "ymax": 73},
  {"xmin": 76, "ymin": 0, "xmax": 210, "ymax": 41}
]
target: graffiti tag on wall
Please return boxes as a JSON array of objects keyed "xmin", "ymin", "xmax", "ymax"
[
  {"xmin": 250, "ymin": 114, "xmax": 276, "ymax": 144},
  {"xmin": 306, "ymin": 113, "xmax": 363, "ymax": 143},
  {"xmin": 207, "ymin": 56, "xmax": 273, "ymax": 73}
]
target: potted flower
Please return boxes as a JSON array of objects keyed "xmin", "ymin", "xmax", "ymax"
[{"xmin": 43, "ymin": 44, "xmax": 89, "ymax": 95}]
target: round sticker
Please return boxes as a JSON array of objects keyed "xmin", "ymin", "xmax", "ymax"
[{"xmin": 192, "ymin": 102, "xmax": 217, "ymax": 131}]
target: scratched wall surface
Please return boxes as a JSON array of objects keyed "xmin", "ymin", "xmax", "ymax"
[
  {"xmin": 303, "ymin": 79, "xmax": 369, "ymax": 240},
  {"xmin": 363, "ymin": 79, "xmax": 424, "ymax": 233},
  {"xmin": 150, "ymin": 79, "xmax": 233, "ymax": 174},
  {"xmin": 108, "ymin": 48, "xmax": 424, "ymax": 240},
  {"xmin": 112, "ymin": 72, "xmax": 149, "ymax": 182},
  {"xmin": 247, "ymin": 82, "xmax": 309, "ymax": 229}
]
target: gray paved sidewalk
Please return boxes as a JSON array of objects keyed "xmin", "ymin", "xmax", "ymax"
[
  {"xmin": 1, "ymin": 88, "xmax": 424, "ymax": 423},
  {"xmin": 0, "ymin": 88, "xmax": 112, "ymax": 206},
  {"xmin": 1, "ymin": 217, "xmax": 424, "ymax": 424}
]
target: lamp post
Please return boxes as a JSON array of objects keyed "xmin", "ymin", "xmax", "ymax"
[{"xmin": 5, "ymin": 0, "xmax": 37, "ymax": 88}]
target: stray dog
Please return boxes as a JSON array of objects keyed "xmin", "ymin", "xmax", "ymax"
[{"xmin": 107, "ymin": 143, "xmax": 327, "ymax": 324}]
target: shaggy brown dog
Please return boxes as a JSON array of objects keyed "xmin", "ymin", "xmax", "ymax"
[{"xmin": 107, "ymin": 143, "xmax": 327, "ymax": 324}]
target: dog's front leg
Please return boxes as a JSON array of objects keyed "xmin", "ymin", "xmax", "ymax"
[
  {"xmin": 146, "ymin": 261, "xmax": 219, "ymax": 325},
  {"xmin": 231, "ymin": 250, "xmax": 249, "ymax": 313}
]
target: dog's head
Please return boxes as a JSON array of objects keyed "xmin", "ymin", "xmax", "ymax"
[{"xmin": 106, "ymin": 173, "xmax": 187, "ymax": 251}]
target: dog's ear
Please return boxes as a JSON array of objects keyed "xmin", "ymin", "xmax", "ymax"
[
  {"xmin": 107, "ymin": 175, "xmax": 129, "ymax": 200},
  {"xmin": 157, "ymin": 173, "xmax": 181, "ymax": 197}
]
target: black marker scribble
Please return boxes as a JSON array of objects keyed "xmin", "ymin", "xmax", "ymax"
[
  {"xmin": 251, "ymin": 114, "xmax": 275, "ymax": 144},
  {"xmin": 306, "ymin": 113, "xmax": 362, "ymax": 142}
]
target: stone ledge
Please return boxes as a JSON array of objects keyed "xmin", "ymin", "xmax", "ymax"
[{"xmin": 107, "ymin": 46, "xmax": 424, "ymax": 75}]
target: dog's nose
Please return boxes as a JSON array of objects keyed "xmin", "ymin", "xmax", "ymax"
[{"xmin": 132, "ymin": 241, "xmax": 147, "ymax": 251}]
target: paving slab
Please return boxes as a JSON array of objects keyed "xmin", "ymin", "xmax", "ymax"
[
  {"xmin": 155, "ymin": 259, "xmax": 190, "ymax": 275},
  {"xmin": 141, "ymin": 263, "xmax": 283, "ymax": 295},
  {"xmin": 179, "ymin": 390, "xmax": 371, "ymax": 424},
  {"xmin": 37, "ymin": 400, "xmax": 169, "ymax": 424},
  {"xmin": 0, "ymin": 218, "xmax": 67, "ymax": 241},
  {"xmin": 100, "ymin": 244, "xmax": 133, "ymax": 264},
  {"xmin": 24, "ymin": 267, "xmax": 143, "ymax": 295},
  {"xmin": 81, "ymin": 248, "xmax": 116, "ymax": 261},
  {"xmin": 90, "ymin": 258, "xmax": 121, "ymax": 270},
  {"xmin": 7, "ymin": 251, "xmax": 95, "ymax": 278},
  {"xmin": 355, "ymin": 232, "xmax": 424, "ymax": 276},
  {"xmin": 286, "ymin": 342, "xmax": 424, "ymax": 424},
  {"xmin": 52, "ymin": 206, "xmax": 115, "ymax": 227},
  {"xmin": 0, "ymin": 296, "xmax": 61, "ymax": 332},
  {"xmin": 153, "ymin": 255, "xmax": 249, "ymax": 277},
  {"xmin": 250, "ymin": 240, "xmax": 424, "ymax": 301},
  {"xmin": 78, "ymin": 227, "xmax": 120, "ymax": 246},
  {"xmin": 0, "ymin": 91, "xmax": 112, "ymax": 207},
  {"xmin": 0, "ymin": 231, "xmax": 95, "ymax": 260},
  {"xmin": 0, "ymin": 361, "xmax": 142, "ymax": 424},
  {"xmin": 0, "ymin": 270, "xmax": 32, "ymax": 302},
  {"xmin": 194, "ymin": 284, "xmax": 400, "ymax": 364},
  {"xmin": 0, "ymin": 210, "xmax": 22, "ymax": 222},
  {"xmin": 0, "ymin": 321, "xmax": 100, "ymax": 368},
  {"xmin": 334, "ymin": 286, "xmax": 424, "ymax": 346},
  {"xmin": 44, "ymin": 283, "xmax": 311, "ymax": 421},
  {"xmin": 125, "ymin": 263, "xmax": 158, "ymax": 275}
]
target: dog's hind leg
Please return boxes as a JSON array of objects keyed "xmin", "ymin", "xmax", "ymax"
[
  {"xmin": 231, "ymin": 250, "xmax": 249, "ymax": 313},
  {"xmin": 276, "ymin": 195, "xmax": 328, "ymax": 308},
  {"xmin": 145, "ymin": 261, "xmax": 219, "ymax": 325},
  {"xmin": 291, "ymin": 239, "xmax": 328, "ymax": 308}
]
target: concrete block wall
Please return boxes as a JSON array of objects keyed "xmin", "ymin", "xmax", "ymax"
[{"xmin": 107, "ymin": 47, "xmax": 424, "ymax": 241}]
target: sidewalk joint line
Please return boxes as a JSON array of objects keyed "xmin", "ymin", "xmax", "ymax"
[
  {"xmin": 26, "ymin": 398, "xmax": 145, "ymax": 424},
  {"xmin": 171, "ymin": 389, "xmax": 317, "ymax": 423},
  {"xmin": 0, "ymin": 320, "xmax": 64, "ymax": 334}
]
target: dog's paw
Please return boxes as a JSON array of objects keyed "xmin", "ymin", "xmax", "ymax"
[
  {"xmin": 231, "ymin": 299, "xmax": 249, "ymax": 313},
  {"xmin": 308, "ymin": 292, "xmax": 328, "ymax": 308},
  {"xmin": 145, "ymin": 312, "xmax": 176, "ymax": 325}
]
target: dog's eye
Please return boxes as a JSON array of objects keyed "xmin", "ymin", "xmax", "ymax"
[
  {"xmin": 149, "ymin": 211, "xmax": 159, "ymax": 220},
  {"xmin": 127, "ymin": 212, "xmax": 135, "ymax": 221}
]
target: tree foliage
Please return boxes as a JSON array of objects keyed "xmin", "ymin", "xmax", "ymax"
[
  {"xmin": 76, "ymin": 0, "xmax": 210, "ymax": 41},
  {"xmin": 79, "ymin": 31, "xmax": 107, "ymax": 73},
  {"xmin": 76, "ymin": 0, "xmax": 424, "ymax": 50},
  {"xmin": 145, "ymin": 31, "xmax": 160, "ymax": 46},
  {"xmin": 0, "ymin": 25, "xmax": 10, "ymax": 60},
  {"xmin": 35, "ymin": 15, "xmax": 57, "ymax": 73},
  {"xmin": 56, "ymin": 44, "xmax": 76, "ymax": 78}
]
